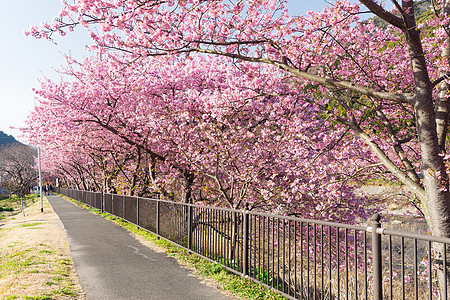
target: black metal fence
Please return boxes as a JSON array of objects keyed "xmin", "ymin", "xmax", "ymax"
[{"xmin": 57, "ymin": 188, "xmax": 450, "ymax": 299}]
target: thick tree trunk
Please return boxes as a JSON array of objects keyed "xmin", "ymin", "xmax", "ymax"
[
  {"xmin": 398, "ymin": 0, "xmax": 450, "ymax": 235},
  {"xmin": 401, "ymin": 2, "xmax": 450, "ymax": 295},
  {"xmin": 416, "ymin": 92, "xmax": 450, "ymax": 297}
]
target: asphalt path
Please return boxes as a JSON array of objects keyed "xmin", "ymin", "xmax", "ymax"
[{"xmin": 47, "ymin": 194, "xmax": 234, "ymax": 300}]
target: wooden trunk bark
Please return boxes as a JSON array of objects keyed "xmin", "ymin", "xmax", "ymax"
[{"xmin": 402, "ymin": 3, "xmax": 450, "ymax": 295}]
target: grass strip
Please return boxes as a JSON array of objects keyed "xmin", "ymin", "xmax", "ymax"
[{"xmin": 0, "ymin": 194, "xmax": 39, "ymax": 220}]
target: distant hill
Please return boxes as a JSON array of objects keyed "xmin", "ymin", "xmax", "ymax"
[{"xmin": 0, "ymin": 131, "xmax": 20, "ymax": 147}]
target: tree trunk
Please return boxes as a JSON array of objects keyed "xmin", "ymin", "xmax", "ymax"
[
  {"xmin": 228, "ymin": 210, "xmax": 239, "ymax": 269},
  {"xmin": 181, "ymin": 170, "xmax": 195, "ymax": 203},
  {"xmin": 402, "ymin": 2, "xmax": 450, "ymax": 295}
]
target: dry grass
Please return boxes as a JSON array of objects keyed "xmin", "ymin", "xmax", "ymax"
[{"xmin": 0, "ymin": 196, "xmax": 84, "ymax": 300}]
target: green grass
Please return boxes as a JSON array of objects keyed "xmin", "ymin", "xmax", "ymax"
[
  {"xmin": 39, "ymin": 249, "xmax": 53, "ymax": 254},
  {"xmin": 23, "ymin": 295, "xmax": 52, "ymax": 300},
  {"xmin": 0, "ymin": 206, "xmax": 14, "ymax": 212},
  {"xmin": 0, "ymin": 248, "xmax": 45, "ymax": 279},
  {"xmin": 20, "ymin": 222, "xmax": 43, "ymax": 228},
  {"xmin": 63, "ymin": 195, "xmax": 286, "ymax": 300},
  {"xmin": 0, "ymin": 194, "xmax": 39, "ymax": 219}
]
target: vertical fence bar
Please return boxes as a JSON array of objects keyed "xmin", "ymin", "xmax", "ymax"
[
  {"xmin": 414, "ymin": 239, "xmax": 418, "ymax": 300},
  {"xmin": 136, "ymin": 197, "xmax": 139, "ymax": 227},
  {"xmin": 288, "ymin": 220, "xmax": 292, "ymax": 296},
  {"xmin": 156, "ymin": 199, "xmax": 160, "ymax": 239},
  {"xmin": 252, "ymin": 215, "xmax": 256, "ymax": 278},
  {"xmin": 259, "ymin": 215, "xmax": 262, "ymax": 282},
  {"xmin": 354, "ymin": 230, "xmax": 358, "ymax": 300},
  {"xmin": 283, "ymin": 219, "xmax": 286, "ymax": 294},
  {"xmin": 370, "ymin": 214, "xmax": 382, "ymax": 300},
  {"xmin": 314, "ymin": 224, "xmax": 317, "ymax": 300},
  {"xmin": 111, "ymin": 194, "xmax": 114, "ymax": 216},
  {"xmin": 345, "ymin": 228, "xmax": 348, "ymax": 300},
  {"xmin": 337, "ymin": 227, "xmax": 340, "ymax": 300},
  {"xmin": 214, "ymin": 209, "xmax": 218, "ymax": 261},
  {"xmin": 329, "ymin": 225, "xmax": 332, "ymax": 300},
  {"xmin": 209, "ymin": 208, "xmax": 212, "ymax": 260},
  {"xmin": 278, "ymin": 218, "xmax": 281, "ymax": 291},
  {"xmin": 401, "ymin": 237, "xmax": 405, "ymax": 300},
  {"xmin": 262, "ymin": 216, "xmax": 266, "ymax": 284},
  {"xmin": 321, "ymin": 225, "xmax": 324, "ymax": 300},
  {"xmin": 205, "ymin": 208, "xmax": 211, "ymax": 257},
  {"xmin": 444, "ymin": 245, "xmax": 448, "ymax": 300},
  {"xmin": 123, "ymin": 195, "xmax": 126, "ymax": 220},
  {"xmin": 300, "ymin": 222, "xmax": 304, "ymax": 298},
  {"xmin": 226, "ymin": 210, "xmax": 229, "ymax": 268},
  {"xmin": 273, "ymin": 217, "xmax": 276, "ymax": 289},
  {"xmin": 307, "ymin": 223, "xmax": 311, "ymax": 299},
  {"xmin": 364, "ymin": 232, "xmax": 368, "ymax": 300},
  {"xmin": 269, "ymin": 216, "xmax": 272, "ymax": 286},
  {"xmin": 243, "ymin": 205, "xmax": 249, "ymax": 277},
  {"xmin": 294, "ymin": 221, "xmax": 298, "ymax": 299},
  {"xmin": 428, "ymin": 241, "xmax": 432, "ymax": 300},
  {"xmin": 187, "ymin": 203, "xmax": 193, "ymax": 251},
  {"xmin": 199, "ymin": 208, "xmax": 203, "ymax": 255},
  {"xmin": 240, "ymin": 212, "xmax": 244, "ymax": 273},
  {"xmin": 389, "ymin": 235, "xmax": 393, "ymax": 300}
]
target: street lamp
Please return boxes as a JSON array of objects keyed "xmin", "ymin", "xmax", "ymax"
[{"xmin": 38, "ymin": 146, "xmax": 43, "ymax": 212}]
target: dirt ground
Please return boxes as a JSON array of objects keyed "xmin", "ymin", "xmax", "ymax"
[{"xmin": 0, "ymin": 196, "xmax": 85, "ymax": 299}]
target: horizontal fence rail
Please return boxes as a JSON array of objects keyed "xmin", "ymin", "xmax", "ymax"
[{"xmin": 56, "ymin": 188, "xmax": 450, "ymax": 299}]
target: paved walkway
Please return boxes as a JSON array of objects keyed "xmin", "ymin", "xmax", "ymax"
[{"xmin": 47, "ymin": 194, "xmax": 234, "ymax": 300}]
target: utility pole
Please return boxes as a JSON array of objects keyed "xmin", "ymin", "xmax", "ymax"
[{"xmin": 38, "ymin": 147, "xmax": 43, "ymax": 212}]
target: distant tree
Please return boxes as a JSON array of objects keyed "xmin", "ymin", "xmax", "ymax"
[{"xmin": 0, "ymin": 144, "xmax": 37, "ymax": 198}]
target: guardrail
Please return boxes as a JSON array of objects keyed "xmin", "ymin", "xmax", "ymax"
[{"xmin": 57, "ymin": 187, "xmax": 450, "ymax": 299}]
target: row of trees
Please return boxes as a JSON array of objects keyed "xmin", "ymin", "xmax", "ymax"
[
  {"xmin": 26, "ymin": 0, "xmax": 450, "ymax": 224},
  {"xmin": 27, "ymin": 54, "xmax": 378, "ymax": 223},
  {"xmin": 25, "ymin": 0, "xmax": 450, "ymax": 222}
]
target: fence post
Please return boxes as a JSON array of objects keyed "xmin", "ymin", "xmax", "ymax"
[
  {"xmin": 370, "ymin": 214, "xmax": 382, "ymax": 300},
  {"xmin": 156, "ymin": 199, "xmax": 160, "ymax": 239},
  {"xmin": 123, "ymin": 195, "xmax": 126, "ymax": 218},
  {"xmin": 243, "ymin": 203, "xmax": 250, "ymax": 278},
  {"xmin": 187, "ymin": 202, "xmax": 193, "ymax": 252},
  {"xmin": 111, "ymin": 194, "xmax": 114, "ymax": 215},
  {"xmin": 136, "ymin": 197, "xmax": 139, "ymax": 226}
]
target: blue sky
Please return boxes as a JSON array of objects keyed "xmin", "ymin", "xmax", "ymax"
[{"xmin": 0, "ymin": 0, "xmax": 355, "ymax": 141}]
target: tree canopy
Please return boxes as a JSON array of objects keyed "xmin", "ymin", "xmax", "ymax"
[{"xmin": 24, "ymin": 0, "xmax": 450, "ymax": 234}]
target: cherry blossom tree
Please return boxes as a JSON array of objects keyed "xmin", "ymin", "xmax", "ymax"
[
  {"xmin": 25, "ymin": 52, "xmax": 378, "ymax": 224},
  {"xmin": 26, "ymin": 0, "xmax": 450, "ymax": 293},
  {"xmin": 26, "ymin": 0, "xmax": 450, "ymax": 238},
  {"xmin": 25, "ymin": 52, "xmax": 384, "ymax": 274}
]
